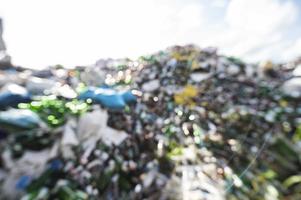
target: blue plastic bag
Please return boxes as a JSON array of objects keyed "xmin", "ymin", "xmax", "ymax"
[
  {"xmin": 16, "ymin": 175, "xmax": 32, "ymax": 190},
  {"xmin": 0, "ymin": 109, "xmax": 42, "ymax": 129},
  {"xmin": 121, "ymin": 91, "xmax": 137, "ymax": 104},
  {"xmin": 0, "ymin": 91, "xmax": 31, "ymax": 110},
  {"xmin": 79, "ymin": 87, "xmax": 137, "ymax": 110}
]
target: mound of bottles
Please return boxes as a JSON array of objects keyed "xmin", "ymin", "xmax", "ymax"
[{"xmin": 0, "ymin": 45, "xmax": 301, "ymax": 199}]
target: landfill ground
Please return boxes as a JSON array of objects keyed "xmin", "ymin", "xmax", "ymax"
[{"xmin": 0, "ymin": 45, "xmax": 301, "ymax": 200}]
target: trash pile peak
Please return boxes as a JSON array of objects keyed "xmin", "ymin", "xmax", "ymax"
[{"xmin": 0, "ymin": 45, "xmax": 301, "ymax": 199}]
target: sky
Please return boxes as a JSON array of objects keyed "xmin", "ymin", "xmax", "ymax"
[{"xmin": 0, "ymin": 0, "xmax": 300, "ymax": 68}]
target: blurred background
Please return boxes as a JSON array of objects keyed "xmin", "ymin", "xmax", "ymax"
[
  {"xmin": 0, "ymin": 0, "xmax": 301, "ymax": 68},
  {"xmin": 1, "ymin": 0, "xmax": 301, "ymax": 199}
]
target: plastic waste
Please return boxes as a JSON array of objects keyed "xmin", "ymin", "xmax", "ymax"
[
  {"xmin": 26, "ymin": 77, "xmax": 57, "ymax": 95},
  {"xmin": 62, "ymin": 121, "xmax": 79, "ymax": 146},
  {"xmin": 0, "ymin": 84, "xmax": 31, "ymax": 109},
  {"xmin": 79, "ymin": 87, "xmax": 136, "ymax": 109},
  {"xmin": 0, "ymin": 45, "xmax": 300, "ymax": 200},
  {"xmin": 0, "ymin": 109, "xmax": 42, "ymax": 130},
  {"xmin": 1, "ymin": 150, "xmax": 50, "ymax": 198},
  {"xmin": 52, "ymin": 84, "xmax": 77, "ymax": 99},
  {"xmin": 16, "ymin": 175, "xmax": 32, "ymax": 190},
  {"xmin": 78, "ymin": 108, "xmax": 128, "ymax": 147},
  {"xmin": 190, "ymin": 72, "xmax": 211, "ymax": 82},
  {"xmin": 282, "ymin": 77, "xmax": 301, "ymax": 98},
  {"xmin": 141, "ymin": 79, "xmax": 160, "ymax": 92}
]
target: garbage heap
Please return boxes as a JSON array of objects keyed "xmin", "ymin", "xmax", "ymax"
[{"xmin": 0, "ymin": 45, "xmax": 301, "ymax": 200}]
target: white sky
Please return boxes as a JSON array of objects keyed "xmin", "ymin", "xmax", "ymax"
[{"xmin": 0, "ymin": 0, "xmax": 300, "ymax": 68}]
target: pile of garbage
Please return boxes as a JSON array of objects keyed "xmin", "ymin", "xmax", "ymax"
[{"xmin": 0, "ymin": 45, "xmax": 301, "ymax": 200}]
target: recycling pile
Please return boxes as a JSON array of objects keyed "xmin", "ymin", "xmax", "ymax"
[{"xmin": 0, "ymin": 45, "xmax": 301, "ymax": 199}]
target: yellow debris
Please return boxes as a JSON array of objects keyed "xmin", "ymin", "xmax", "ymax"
[
  {"xmin": 191, "ymin": 60, "xmax": 199, "ymax": 70},
  {"xmin": 279, "ymin": 100, "xmax": 288, "ymax": 107},
  {"xmin": 174, "ymin": 85, "xmax": 198, "ymax": 106}
]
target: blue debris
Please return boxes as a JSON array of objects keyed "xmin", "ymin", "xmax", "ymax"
[
  {"xmin": 0, "ymin": 84, "xmax": 31, "ymax": 110},
  {"xmin": 79, "ymin": 87, "xmax": 137, "ymax": 110},
  {"xmin": 0, "ymin": 92, "xmax": 31, "ymax": 110},
  {"xmin": 16, "ymin": 175, "xmax": 32, "ymax": 190},
  {"xmin": 0, "ymin": 109, "xmax": 42, "ymax": 129},
  {"xmin": 121, "ymin": 91, "xmax": 137, "ymax": 103},
  {"xmin": 49, "ymin": 159, "xmax": 63, "ymax": 171}
]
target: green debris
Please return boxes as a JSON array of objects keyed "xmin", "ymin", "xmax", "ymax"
[{"xmin": 19, "ymin": 96, "xmax": 90, "ymax": 127}]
